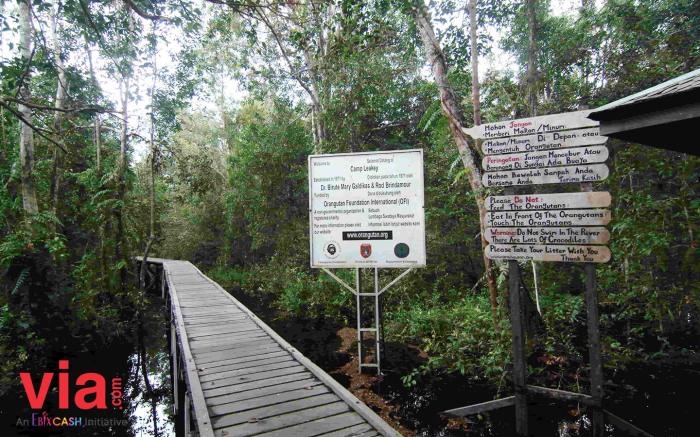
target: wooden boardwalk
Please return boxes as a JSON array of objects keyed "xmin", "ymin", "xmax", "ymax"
[{"xmin": 137, "ymin": 257, "xmax": 400, "ymax": 437}]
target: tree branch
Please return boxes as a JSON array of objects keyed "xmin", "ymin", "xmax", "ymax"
[
  {"xmin": 2, "ymin": 97, "xmax": 117, "ymax": 114},
  {"xmin": 0, "ymin": 100, "xmax": 67, "ymax": 153},
  {"xmin": 122, "ymin": 0, "xmax": 169, "ymax": 22}
]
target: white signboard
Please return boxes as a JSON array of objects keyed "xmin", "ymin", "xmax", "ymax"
[
  {"xmin": 308, "ymin": 149, "xmax": 426, "ymax": 268},
  {"xmin": 482, "ymin": 164, "xmax": 609, "ymax": 187},
  {"xmin": 463, "ymin": 110, "xmax": 598, "ymax": 140},
  {"xmin": 486, "ymin": 192, "xmax": 611, "ymax": 211},
  {"xmin": 481, "ymin": 127, "xmax": 607, "ymax": 155},
  {"xmin": 485, "ymin": 227, "xmax": 610, "ymax": 245},
  {"xmin": 482, "ymin": 146, "xmax": 609, "ymax": 171},
  {"xmin": 486, "ymin": 244, "xmax": 611, "ymax": 263},
  {"xmin": 486, "ymin": 209, "xmax": 611, "ymax": 227}
]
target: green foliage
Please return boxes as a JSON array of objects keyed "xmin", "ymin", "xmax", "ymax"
[{"xmin": 3, "ymin": 0, "xmax": 699, "ymax": 403}]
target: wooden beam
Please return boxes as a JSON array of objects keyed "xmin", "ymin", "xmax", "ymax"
[
  {"xmin": 584, "ymin": 262, "xmax": 605, "ymax": 436},
  {"xmin": 599, "ymin": 101, "xmax": 700, "ymax": 136},
  {"xmin": 509, "ymin": 258, "xmax": 528, "ymax": 436},
  {"xmin": 526, "ymin": 385, "xmax": 593, "ymax": 405},
  {"xmin": 604, "ymin": 409, "xmax": 654, "ymax": 437},
  {"xmin": 442, "ymin": 397, "xmax": 515, "ymax": 417}
]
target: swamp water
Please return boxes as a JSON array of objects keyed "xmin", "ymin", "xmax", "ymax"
[{"xmin": 0, "ymin": 295, "xmax": 174, "ymax": 437}]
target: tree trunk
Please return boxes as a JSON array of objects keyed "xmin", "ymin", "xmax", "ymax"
[
  {"xmin": 50, "ymin": 3, "xmax": 67, "ymax": 220},
  {"xmin": 413, "ymin": 2, "xmax": 499, "ymax": 317},
  {"xmin": 115, "ymin": 76, "xmax": 129, "ymax": 285},
  {"xmin": 18, "ymin": 0, "xmax": 39, "ymax": 215},
  {"xmin": 526, "ymin": 0, "xmax": 538, "ymax": 115},
  {"xmin": 86, "ymin": 42, "xmax": 102, "ymax": 172},
  {"xmin": 467, "ymin": 0, "xmax": 481, "ymax": 126},
  {"xmin": 140, "ymin": 46, "xmax": 158, "ymax": 290},
  {"xmin": 466, "ymin": 0, "xmax": 499, "ymax": 317}
]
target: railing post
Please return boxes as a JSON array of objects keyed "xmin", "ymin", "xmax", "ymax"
[{"xmin": 184, "ymin": 391, "xmax": 191, "ymax": 436}]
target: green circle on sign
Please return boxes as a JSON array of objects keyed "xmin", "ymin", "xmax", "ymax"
[{"xmin": 394, "ymin": 243, "xmax": 410, "ymax": 258}]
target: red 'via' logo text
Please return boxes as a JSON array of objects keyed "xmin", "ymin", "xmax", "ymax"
[{"xmin": 19, "ymin": 360, "xmax": 123, "ymax": 410}]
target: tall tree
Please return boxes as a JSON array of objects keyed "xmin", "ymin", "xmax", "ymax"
[
  {"xmin": 18, "ymin": 0, "xmax": 39, "ymax": 214},
  {"xmin": 467, "ymin": 0, "xmax": 481, "ymax": 126},
  {"xmin": 526, "ymin": 0, "xmax": 538, "ymax": 114},
  {"xmin": 412, "ymin": 1, "xmax": 499, "ymax": 318},
  {"xmin": 50, "ymin": 1, "xmax": 68, "ymax": 220}
]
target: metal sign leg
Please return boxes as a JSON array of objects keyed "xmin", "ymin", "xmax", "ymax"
[
  {"xmin": 356, "ymin": 268, "xmax": 363, "ymax": 373},
  {"xmin": 374, "ymin": 268, "xmax": 381, "ymax": 375}
]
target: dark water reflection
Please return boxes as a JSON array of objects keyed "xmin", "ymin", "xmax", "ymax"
[{"xmin": 0, "ymin": 296, "xmax": 174, "ymax": 437}]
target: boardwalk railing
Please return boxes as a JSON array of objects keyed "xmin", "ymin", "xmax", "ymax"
[{"xmin": 136, "ymin": 257, "xmax": 401, "ymax": 437}]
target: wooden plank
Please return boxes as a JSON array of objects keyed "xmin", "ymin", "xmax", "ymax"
[
  {"xmin": 198, "ymin": 354, "xmax": 292, "ymax": 375},
  {"xmin": 195, "ymin": 344, "xmax": 285, "ymax": 365},
  {"xmin": 212, "ymin": 393, "xmax": 339, "ymax": 429},
  {"xmin": 585, "ymin": 263, "xmax": 605, "ymax": 436},
  {"xmin": 486, "ymin": 244, "xmax": 611, "ymax": 263},
  {"xmin": 183, "ymin": 312, "xmax": 246, "ymax": 320},
  {"xmin": 322, "ymin": 423, "xmax": 374, "ymax": 437},
  {"xmin": 202, "ymin": 366, "xmax": 308, "ymax": 396},
  {"xmin": 604, "ymin": 409, "xmax": 654, "ymax": 437},
  {"xmin": 185, "ymin": 317, "xmax": 251, "ymax": 327},
  {"xmin": 177, "ymin": 294, "xmax": 226, "ymax": 301},
  {"xmin": 182, "ymin": 307, "xmax": 243, "ymax": 316},
  {"xmin": 200, "ymin": 361, "xmax": 300, "ymax": 383},
  {"xmin": 209, "ymin": 385, "xmax": 330, "ymax": 417},
  {"xmin": 193, "ymin": 341, "xmax": 280, "ymax": 363},
  {"xmin": 191, "ymin": 339, "xmax": 273, "ymax": 355},
  {"xmin": 463, "ymin": 110, "xmax": 597, "ymax": 139},
  {"xmin": 192, "ymin": 333, "xmax": 276, "ymax": 354},
  {"xmin": 190, "ymin": 332, "xmax": 270, "ymax": 348},
  {"xmin": 188, "ymin": 325, "xmax": 261, "ymax": 338},
  {"xmin": 481, "ymin": 127, "xmax": 607, "ymax": 155},
  {"xmin": 509, "ymin": 258, "xmax": 528, "ymax": 436},
  {"xmin": 188, "ymin": 323, "xmax": 260, "ymax": 335},
  {"xmin": 483, "ymin": 164, "xmax": 609, "ymax": 187},
  {"xmin": 213, "ymin": 401, "xmax": 349, "ymax": 437},
  {"xmin": 206, "ymin": 378, "xmax": 322, "ymax": 407},
  {"xmin": 442, "ymin": 396, "xmax": 515, "ymax": 417},
  {"xmin": 486, "ymin": 208, "xmax": 611, "ymax": 227},
  {"xmin": 188, "ymin": 324, "xmax": 261, "ymax": 337},
  {"xmin": 526, "ymin": 385, "xmax": 593, "ymax": 404},
  {"xmin": 193, "ymin": 344, "xmax": 283, "ymax": 366},
  {"xmin": 486, "ymin": 191, "xmax": 611, "ymax": 211},
  {"xmin": 190, "ymin": 334, "xmax": 270, "ymax": 349},
  {"xmin": 485, "ymin": 226, "xmax": 610, "ymax": 245},
  {"xmin": 205, "ymin": 373, "xmax": 316, "ymax": 406},
  {"xmin": 179, "ymin": 301, "xmax": 234, "ymax": 308},
  {"xmin": 257, "ymin": 411, "xmax": 366, "ymax": 437},
  {"xmin": 483, "ymin": 145, "xmax": 608, "ymax": 171}
]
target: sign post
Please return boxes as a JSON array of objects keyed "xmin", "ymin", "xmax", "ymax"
[
  {"xmin": 308, "ymin": 149, "xmax": 426, "ymax": 374},
  {"xmin": 441, "ymin": 111, "xmax": 615, "ymax": 436}
]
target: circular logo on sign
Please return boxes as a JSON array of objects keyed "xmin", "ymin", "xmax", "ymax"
[
  {"xmin": 394, "ymin": 243, "xmax": 410, "ymax": 258},
  {"xmin": 324, "ymin": 241, "xmax": 340, "ymax": 259}
]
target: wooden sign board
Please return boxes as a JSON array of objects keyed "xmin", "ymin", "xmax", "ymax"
[
  {"xmin": 482, "ymin": 164, "xmax": 609, "ymax": 187},
  {"xmin": 486, "ymin": 192, "xmax": 611, "ymax": 211},
  {"xmin": 463, "ymin": 110, "xmax": 598, "ymax": 140},
  {"xmin": 481, "ymin": 128, "xmax": 607, "ymax": 155},
  {"xmin": 485, "ymin": 226, "xmax": 610, "ymax": 245},
  {"xmin": 486, "ymin": 244, "xmax": 611, "ymax": 263},
  {"xmin": 486, "ymin": 209, "xmax": 611, "ymax": 227},
  {"xmin": 482, "ymin": 145, "xmax": 609, "ymax": 171}
]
